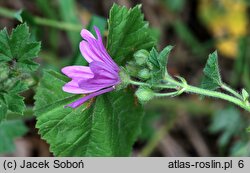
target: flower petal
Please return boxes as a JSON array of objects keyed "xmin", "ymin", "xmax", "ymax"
[
  {"xmin": 79, "ymin": 77, "xmax": 118, "ymax": 91},
  {"xmin": 90, "ymin": 61, "xmax": 118, "ymax": 79},
  {"xmin": 66, "ymin": 87, "xmax": 115, "ymax": 108},
  {"xmin": 79, "ymin": 41, "xmax": 101, "ymax": 63},
  {"xmin": 77, "ymin": 61, "xmax": 120, "ymax": 91},
  {"xmin": 61, "ymin": 66, "xmax": 94, "ymax": 79},
  {"xmin": 79, "ymin": 27, "xmax": 119, "ymax": 71},
  {"xmin": 62, "ymin": 80, "xmax": 98, "ymax": 94},
  {"xmin": 93, "ymin": 26, "xmax": 120, "ymax": 71},
  {"xmin": 81, "ymin": 29, "xmax": 95, "ymax": 39}
]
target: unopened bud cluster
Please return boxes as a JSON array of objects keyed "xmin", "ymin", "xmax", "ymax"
[
  {"xmin": 125, "ymin": 49, "xmax": 157, "ymax": 102},
  {"xmin": 126, "ymin": 49, "xmax": 153, "ymax": 81}
]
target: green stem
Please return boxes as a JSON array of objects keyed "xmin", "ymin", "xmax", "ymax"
[
  {"xmin": 129, "ymin": 80, "xmax": 151, "ymax": 87},
  {"xmin": 165, "ymin": 77, "xmax": 250, "ymax": 112},
  {"xmin": 221, "ymin": 84, "xmax": 242, "ymax": 99},
  {"xmin": 0, "ymin": 7, "xmax": 82, "ymax": 32},
  {"xmin": 129, "ymin": 79, "xmax": 177, "ymax": 89},
  {"xmin": 154, "ymin": 91, "xmax": 179, "ymax": 97}
]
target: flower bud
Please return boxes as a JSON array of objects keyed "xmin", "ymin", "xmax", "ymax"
[
  {"xmin": 138, "ymin": 68, "xmax": 151, "ymax": 80},
  {"xmin": 134, "ymin": 49, "xmax": 149, "ymax": 66},
  {"xmin": 125, "ymin": 61, "xmax": 139, "ymax": 77},
  {"xmin": 135, "ymin": 86, "xmax": 154, "ymax": 103}
]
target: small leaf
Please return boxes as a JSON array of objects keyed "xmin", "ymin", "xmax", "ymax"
[
  {"xmin": 242, "ymin": 89, "xmax": 249, "ymax": 102},
  {"xmin": 148, "ymin": 47, "xmax": 160, "ymax": 70},
  {"xmin": 0, "ymin": 23, "xmax": 41, "ymax": 72},
  {"xmin": 201, "ymin": 51, "xmax": 222, "ymax": 90},
  {"xmin": 0, "ymin": 120, "xmax": 28, "ymax": 154},
  {"xmin": 107, "ymin": 4, "xmax": 157, "ymax": 65},
  {"xmin": 148, "ymin": 46, "xmax": 173, "ymax": 82},
  {"xmin": 158, "ymin": 45, "xmax": 173, "ymax": 70}
]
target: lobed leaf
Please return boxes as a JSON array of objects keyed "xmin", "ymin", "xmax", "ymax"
[
  {"xmin": 107, "ymin": 4, "xmax": 157, "ymax": 65},
  {"xmin": 0, "ymin": 23, "xmax": 41, "ymax": 72},
  {"xmin": 201, "ymin": 51, "xmax": 222, "ymax": 91},
  {"xmin": 148, "ymin": 46, "xmax": 173, "ymax": 82},
  {"xmin": 0, "ymin": 24, "xmax": 40, "ymax": 122}
]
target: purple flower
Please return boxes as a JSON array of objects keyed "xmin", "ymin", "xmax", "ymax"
[{"xmin": 61, "ymin": 26, "xmax": 121, "ymax": 108}]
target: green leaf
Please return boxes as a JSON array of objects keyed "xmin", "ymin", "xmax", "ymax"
[
  {"xmin": 4, "ymin": 94, "xmax": 25, "ymax": 114},
  {"xmin": 158, "ymin": 45, "xmax": 173, "ymax": 71},
  {"xmin": 8, "ymin": 81, "xmax": 28, "ymax": 94},
  {"xmin": 148, "ymin": 46, "xmax": 173, "ymax": 82},
  {"xmin": 0, "ymin": 120, "xmax": 28, "ymax": 154},
  {"xmin": 34, "ymin": 70, "xmax": 144, "ymax": 156},
  {"xmin": 201, "ymin": 51, "xmax": 222, "ymax": 91},
  {"xmin": 0, "ymin": 24, "xmax": 40, "ymax": 122},
  {"xmin": 107, "ymin": 4, "xmax": 157, "ymax": 65},
  {"xmin": 0, "ymin": 81, "xmax": 28, "ymax": 121},
  {"xmin": 209, "ymin": 107, "xmax": 243, "ymax": 148},
  {"xmin": 0, "ymin": 23, "xmax": 41, "ymax": 72},
  {"xmin": 242, "ymin": 89, "xmax": 249, "ymax": 102}
]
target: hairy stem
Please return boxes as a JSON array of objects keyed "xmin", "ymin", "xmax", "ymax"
[
  {"xmin": 221, "ymin": 84, "xmax": 242, "ymax": 99},
  {"xmin": 154, "ymin": 91, "xmax": 180, "ymax": 97},
  {"xmin": 165, "ymin": 77, "xmax": 250, "ymax": 112},
  {"xmin": 129, "ymin": 79, "xmax": 177, "ymax": 89},
  {"xmin": 129, "ymin": 80, "xmax": 151, "ymax": 87}
]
